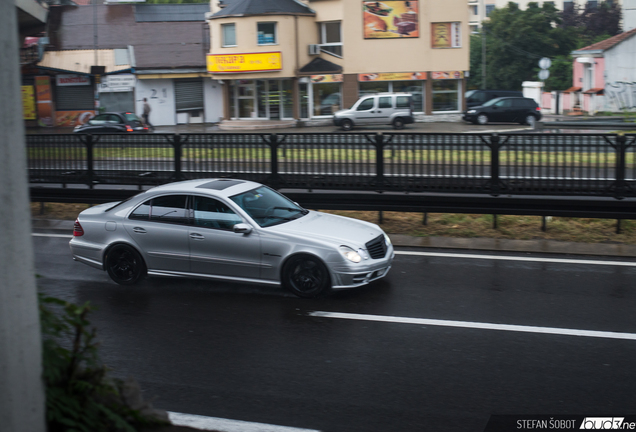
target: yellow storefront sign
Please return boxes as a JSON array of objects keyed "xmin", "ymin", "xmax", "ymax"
[{"xmin": 207, "ymin": 52, "xmax": 282, "ymax": 73}]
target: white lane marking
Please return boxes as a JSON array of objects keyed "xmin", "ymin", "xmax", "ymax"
[
  {"xmin": 395, "ymin": 250, "xmax": 636, "ymax": 267},
  {"xmin": 32, "ymin": 233, "xmax": 72, "ymax": 239},
  {"xmin": 309, "ymin": 311, "xmax": 636, "ymax": 341},
  {"xmin": 168, "ymin": 412, "xmax": 321, "ymax": 432}
]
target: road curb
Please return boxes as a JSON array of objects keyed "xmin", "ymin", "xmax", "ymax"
[{"xmin": 32, "ymin": 219, "xmax": 636, "ymax": 258}]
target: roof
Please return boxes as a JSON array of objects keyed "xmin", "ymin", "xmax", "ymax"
[
  {"xmin": 134, "ymin": 4, "xmax": 208, "ymax": 22},
  {"xmin": 298, "ymin": 57, "xmax": 342, "ymax": 74},
  {"xmin": 583, "ymin": 88, "xmax": 604, "ymax": 94},
  {"xmin": 572, "ymin": 27, "xmax": 636, "ymax": 54},
  {"xmin": 46, "ymin": 5, "xmax": 207, "ymax": 70},
  {"xmin": 563, "ymin": 86, "xmax": 582, "ymax": 93},
  {"xmin": 211, "ymin": 0, "xmax": 314, "ymax": 18}
]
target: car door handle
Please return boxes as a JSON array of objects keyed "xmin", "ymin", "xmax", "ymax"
[
  {"xmin": 132, "ymin": 227, "xmax": 147, "ymax": 234},
  {"xmin": 190, "ymin": 233, "xmax": 205, "ymax": 240}
]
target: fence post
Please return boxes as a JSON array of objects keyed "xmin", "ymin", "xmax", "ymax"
[
  {"xmin": 268, "ymin": 133, "xmax": 280, "ymax": 189},
  {"xmin": 489, "ymin": 133, "xmax": 501, "ymax": 196},
  {"xmin": 375, "ymin": 132, "xmax": 385, "ymax": 190},
  {"xmin": 614, "ymin": 134, "xmax": 627, "ymax": 199},
  {"xmin": 173, "ymin": 134, "xmax": 182, "ymax": 181},
  {"xmin": 86, "ymin": 134, "xmax": 94, "ymax": 189}
]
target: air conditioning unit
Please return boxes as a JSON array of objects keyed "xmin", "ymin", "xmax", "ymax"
[{"xmin": 308, "ymin": 44, "xmax": 321, "ymax": 55}]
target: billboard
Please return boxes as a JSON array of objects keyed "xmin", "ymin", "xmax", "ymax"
[{"xmin": 363, "ymin": 1, "xmax": 419, "ymax": 39}]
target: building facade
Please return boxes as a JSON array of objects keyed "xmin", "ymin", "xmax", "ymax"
[{"xmin": 206, "ymin": 0, "xmax": 470, "ymax": 123}]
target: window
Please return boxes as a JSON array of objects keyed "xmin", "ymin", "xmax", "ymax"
[
  {"xmin": 258, "ymin": 22, "xmax": 276, "ymax": 45},
  {"xmin": 357, "ymin": 98, "xmax": 375, "ymax": 111},
  {"xmin": 313, "ymin": 82, "xmax": 341, "ymax": 116},
  {"xmin": 586, "ymin": 0, "xmax": 598, "ymax": 9},
  {"xmin": 563, "ymin": 1, "xmax": 574, "ymax": 12},
  {"xmin": 319, "ymin": 21, "xmax": 342, "ymax": 57},
  {"xmin": 222, "ymin": 23, "xmax": 236, "ymax": 47},
  {"xmin": 193, "ymin": 196, "xmax": 242, "ymax": 231},
  {"xmin": 129, "ymin": 195, "xmax": 188, "ymax": 225},
  {"xmin": 378, "ymin": 97, "xmax": 392, "ymax": 109},
  {"xmin": 432, "ymin": 80, "xmax": 461, "ymax": 112},
  {"xmin": 486, "ymin": 4, "xmax": 495, "ymax": 16},
  {"xmin": 471, "ymin": 5, "xmax": 478, "ymax": 15},
  {"xmin": 396, "ymin": 96, "xmax": 411, "ymax": 108}
]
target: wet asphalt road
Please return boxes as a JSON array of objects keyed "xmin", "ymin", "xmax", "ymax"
[{"xmin": 34, "ymin": 233, "xmax": 636, "ymax": 432}]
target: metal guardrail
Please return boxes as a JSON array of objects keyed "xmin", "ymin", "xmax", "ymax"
[{"xmin": 27, "ymin": 132, "xmax": 636, "ymax": 199}]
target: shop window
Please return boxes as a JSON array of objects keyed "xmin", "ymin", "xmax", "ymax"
[
  {"xmin": 359, "ymin": 81, "xmax": 389, "ymax": 96},
  {"xmin": 258, "ymin": 22, "xmax": 277, "ymax": 45},
  {"xmin": 432, "ymin": 80, "xmax": 460, "ymax": 112},
  {"xmin": 319, "ymin": 22, "xmax": 342, "ymax": 57},
  {"xmin": 222, "ymin": 23, "xmax": 236, "ymax": 47},
  {"xmin": 359, "ymin": 80, "xmax": 424, "ymax": 113},
  {"xmin": 313, "ymin": 83, "xmax": 341, "ymax": 116}
]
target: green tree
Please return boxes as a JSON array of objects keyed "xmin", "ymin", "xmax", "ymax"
[{"xmin": 468, "ymin": 2, "xmax": 579, "ymax": 91}]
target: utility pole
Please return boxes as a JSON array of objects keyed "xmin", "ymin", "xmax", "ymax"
[
  {"xmin": 482, "ymin": 26, "xmax": 487, "ymax": 89},
  {"xmin": 0, "ymin": 1, "xmax": 47, "ymax": 431}
]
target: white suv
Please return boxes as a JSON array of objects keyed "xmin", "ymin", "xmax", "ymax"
[{"xmin": 333, "ymin": 93, "xmax": 414, "ymax": 131}]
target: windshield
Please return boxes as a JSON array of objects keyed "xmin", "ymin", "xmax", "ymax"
[
  {"xmin": 482, "ymin": 98, "xmax": 502, "ymax": 107},
  {"xmin": 230, "ymin": 186, "xmax": 308, "ymax": 227},
  {"xmin": 123, "ymin": 112, "xmax": 141, "ymax": 122},
  {"xmin": 465, "ymin": 90, "xmax": 476, "ymax": 98}
]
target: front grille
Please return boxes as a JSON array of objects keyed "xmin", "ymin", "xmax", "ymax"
[{"xmin": 365, "ymin": 235, "xmax": 387, "ymax": 259}]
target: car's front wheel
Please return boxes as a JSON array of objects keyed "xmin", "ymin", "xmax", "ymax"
[
  {"xmin": 341, "ymin": 119, "xmax": 353, "ymax": 131},
  {"xmin": 476, "ymin": 114, "xmax": 489, "ymax": 125},
  {"xmin": 106, "ymin": 244, "xmax": 146, "ymax": 285},
  {"xmin": 282, "ymin": 254, "xmax": 331, "ymax": 298}
]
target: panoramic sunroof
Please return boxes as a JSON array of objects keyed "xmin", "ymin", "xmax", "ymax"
[{"xmin": 196, "ymin": 179, "xmax": 245, "ymax": 190}]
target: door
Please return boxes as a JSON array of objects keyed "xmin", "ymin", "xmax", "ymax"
[
  {"xmin": 124, "ymin": 194, "xmax": 191, "ymax": 272},
  {"xmin": 370, "ymin": 96, "xmax": 393, "ymax": 124},
  {"xmin": 188, "ymin": 196, "xmax": 261, "ymax": 279},
  {"xmin": 353, "ymin": 97, "xmax": 378, "ymax": 125}
]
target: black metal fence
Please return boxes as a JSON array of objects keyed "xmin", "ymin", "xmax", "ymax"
[{"xmin": 27, "ymin": 132, "xmax": 636, "ymax": 198}]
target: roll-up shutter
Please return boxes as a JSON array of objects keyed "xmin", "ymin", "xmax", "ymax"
[
  {"xmin": 55, "ymin": 85, "xmax": 94, "ymax": 110},
  {"xmin": 175, "ymin": 78, "xmax": 204, "ymax": 111}
]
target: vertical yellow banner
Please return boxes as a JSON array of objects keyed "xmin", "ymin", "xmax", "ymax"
[{"xmin": 21, "ymin": 86, "xmax": 36, "ymax": 120}]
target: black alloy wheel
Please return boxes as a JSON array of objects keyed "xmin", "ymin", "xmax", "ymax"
[
  {"xmin": 282, "ymin": 255, "xmax": 331, "ymax": 298},
  {"xmin": 106, "ymin": 245, "xmax": 146, "ymax": 285}
]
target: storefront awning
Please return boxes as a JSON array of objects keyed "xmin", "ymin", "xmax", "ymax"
[
  {"xmin": 563, "ymin": 86, "xmax": 582, "ymax": 93},
  {"xmin": 298, "ymin": 57, "xmax": 342, "ymax": 75}
]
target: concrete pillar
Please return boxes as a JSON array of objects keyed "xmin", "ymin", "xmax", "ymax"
[{"xmin": 0, "ymin": 2, "xmax": 47, "ymax": 432}]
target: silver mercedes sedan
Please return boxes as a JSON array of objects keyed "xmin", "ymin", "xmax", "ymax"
[{"xmin": 69, "ymin": 179, "xmax": 394, "ymax": 298}]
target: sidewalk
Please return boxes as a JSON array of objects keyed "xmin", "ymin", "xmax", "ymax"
[{"xmin": 32, "ymin": 218, "xmax": 636, "ymax": 258}]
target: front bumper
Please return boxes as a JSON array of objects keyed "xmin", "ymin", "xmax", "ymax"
[{"xmin": 330, "ymin": 249, "xmax": 395, "ymax": 289}]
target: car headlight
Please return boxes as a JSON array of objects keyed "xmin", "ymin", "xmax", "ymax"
[
  {"xmin": 467, "ymin": 109, "xmax": 477, "ymax": 114},
  {"xmin": 384, "ymin": 233, "xmax": 392, "ymax": 247},
  {"xmin": 339, "ymin": 246, "xmax": 362, "ymax": 263}
]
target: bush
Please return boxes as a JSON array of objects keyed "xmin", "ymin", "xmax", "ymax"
[{"xmin": 40, "ymin": 294, "xmax": 169, "ymax": 432}]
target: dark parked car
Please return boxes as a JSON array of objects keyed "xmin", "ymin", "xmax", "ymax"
[
  {"xmin": 73, "ymin": 112, "xmax": 149, "ymax": 134},
  {"xmin": 465, "ymin": 89, "xmax": 523, "ymax": 108},
  {"xmin": 462, "ymin": 97, "xmax": 542, "ymax": 127}
]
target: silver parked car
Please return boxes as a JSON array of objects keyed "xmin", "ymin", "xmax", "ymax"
[{"xmin": 69, "ymin": 179, "xmax": 394, "ymax": 298}]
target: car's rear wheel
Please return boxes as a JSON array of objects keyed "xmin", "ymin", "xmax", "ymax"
[
  {"xmin": 106, "ymin": 244, "xmax": 146, "ymax": 285},
  {"xmin": 525, "ymin": 115, "xmax": 536, "ymax": 127},
  {"xmin": 392, "ymin": 117, "xmax": 405, "ymax": 130},
  {"xmin": 282, "ymin": 254, "xmax": 331, "ymax": 298},
  {"xmin": 477, "ymin": 114, "xmax": 489, "ymax": 125},
  {"xmin": 341, "ymin": 119, "xmax": 353, "ymax": 131}
]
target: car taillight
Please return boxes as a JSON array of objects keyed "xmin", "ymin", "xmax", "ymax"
[
  {"xmin": 536, "ymin": 107, "xmax": 541, "ymax": 112},
  {"xmin": 73, "ymin": 219, "xmax": 84, "ymax": 236},
  {"xmin": 126, "ymin": 125, "xmax": 134, "ymax": 132}
]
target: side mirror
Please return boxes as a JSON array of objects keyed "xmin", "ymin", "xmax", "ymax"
[{"xmin": 233, "ymin": 223, "xmax": 252, "ymax": 235}]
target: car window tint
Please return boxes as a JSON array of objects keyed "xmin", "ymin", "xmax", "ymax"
[
  {"xmin": 357, "ymin": 98, "xmax": 375, "ymax": 111},
  {"xmin": 193, "ymin": 196, "xmax": 242, "ymax": 231},
  {"xmin": 378, "ymin": 97, "xmax": 392, "ymax": 109},
  {"xmin": 149, "ymin": 195, "xmax": 188, "ymax": 224},
  {"xmin": 396, "ymin": 96, "xmax": 410, "ymax": 108},
  {"xmin": 129, "ymin": 199, "xmax": 151, "ymax": 220}
]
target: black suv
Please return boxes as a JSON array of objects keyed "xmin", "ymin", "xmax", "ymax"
[{"xmin": 463, "ymin": 97, "xmax": 542, "ymax": 127}]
